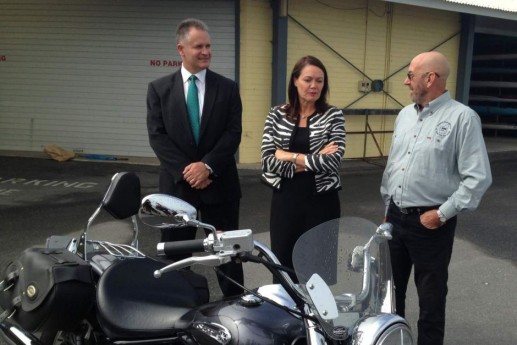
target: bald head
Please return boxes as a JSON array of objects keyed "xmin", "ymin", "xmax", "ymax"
[
  {"xmin": 411, "ymin": 51, "xmax": 450, "ymax": 82},
  {"xmin": 405, "ymin": 51, "xmax": 451, "ymax": 106}
]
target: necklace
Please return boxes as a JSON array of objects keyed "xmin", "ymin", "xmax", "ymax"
[{"xmin": 300, "ymin": 112, "xmax": 314, "ymax": 119}]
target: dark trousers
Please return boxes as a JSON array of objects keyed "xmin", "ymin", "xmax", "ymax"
[
  {"xmin": 270, "ymin": 179, "xmax": 340, "ymax": 283},
  {"xmin": 386, "ymin": 201, "xmax": 456, "ymax": 345},
  {"xmin": 160, "ymin": 199, "xmax": 244, "ymax": 297}
]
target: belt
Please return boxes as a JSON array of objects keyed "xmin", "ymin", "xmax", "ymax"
[{"xmin": 390, "ymin": 199, "xmax": 439, "ymax": 215}]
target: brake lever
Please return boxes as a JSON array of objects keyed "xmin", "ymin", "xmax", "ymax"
[
  {"xmin": 154, "ymin": 255, "xmax": 231, "ymax": 278},
  {"xmin": 154, "ymin": 229, "xmax": 254, "ymax": 278}
]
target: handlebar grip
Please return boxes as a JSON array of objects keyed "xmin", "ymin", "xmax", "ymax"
[{"xmin": 157, "ymin": 239, "xmax": 205, "ymax": 256}]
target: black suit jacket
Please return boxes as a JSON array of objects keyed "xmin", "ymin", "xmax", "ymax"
[{"xmin": 147, "ymin": 69, "xmax": 242, "ymax": 207}]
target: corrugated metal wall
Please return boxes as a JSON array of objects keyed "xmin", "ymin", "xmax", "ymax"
[{"xmin": 0, "ymin": 0, "xmax": 236, "ymax": 157}]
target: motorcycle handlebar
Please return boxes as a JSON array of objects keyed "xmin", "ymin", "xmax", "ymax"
[
  {"xmin": 154, "ymin": 229, "xmax": 255, "ymax": 277},
  {"xmin": 157, "ymin": 239, "xmax": 206, "ymax": 256}
]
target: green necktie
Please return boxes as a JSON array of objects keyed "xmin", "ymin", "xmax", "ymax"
[{"xmin": 187, "ymin": 75, "xmax": 200, "ymax": 144}]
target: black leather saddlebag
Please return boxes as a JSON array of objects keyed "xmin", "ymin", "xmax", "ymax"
[{"xmin": 0, "ymin": 248, "xmax": 95, "ymax": 332}]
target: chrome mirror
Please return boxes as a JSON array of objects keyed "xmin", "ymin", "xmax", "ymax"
[{"xmin": 139, "ymin": 194, "xmax": 197, "ymax": 228}]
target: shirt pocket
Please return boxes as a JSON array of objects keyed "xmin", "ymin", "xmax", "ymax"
[{"xmin": 414, "ymin": 131, "xmax": 452, "ymax": 177}]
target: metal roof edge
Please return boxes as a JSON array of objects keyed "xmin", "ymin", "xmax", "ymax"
[{"xmin": 383, "ymin": 0, "xmax": 517, "ymax": 21}]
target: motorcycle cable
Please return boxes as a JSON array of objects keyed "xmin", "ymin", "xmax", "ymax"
[
  {"xmin": 215, "ymin": 254, "xmax": 319, "ymax": 323},
  {"xmin": 238, "ymin": 252, "xmax": 301, "ymax": 300},
  {"xmin": 214, "ymin": 268, "xmax": 318, "ymax": 322},
  {"xmin": 239, "ymin": 253, "xmax": 315, "ymax": 318}
]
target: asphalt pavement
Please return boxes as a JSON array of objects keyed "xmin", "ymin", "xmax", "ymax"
[{"xmin": 1, "ymin": 145, "xmax": 516, "ymax": 345}]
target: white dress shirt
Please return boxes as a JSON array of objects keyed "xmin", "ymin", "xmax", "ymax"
[{"xmin": 181, "ymin": 66, "xmax": 206, "ymax": 120}]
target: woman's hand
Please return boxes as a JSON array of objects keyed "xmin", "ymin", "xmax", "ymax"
[
  {"xmin": 275, "ymin": 148, "xmax": 293, "ymax": 162},
  {"xmin": 319, "ymin": 141, "xmax": 338, "ymax": 155},
  {"xmin": 275, "ymin": 148, "xmax": 307, "ymax": 173}
]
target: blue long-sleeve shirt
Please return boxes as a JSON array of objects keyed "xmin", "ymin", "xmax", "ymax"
[{"xmin": 380, "ymin": 91, "xmax": 492, "ymax": 220}]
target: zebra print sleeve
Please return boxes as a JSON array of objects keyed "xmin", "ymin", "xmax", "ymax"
[
  {"xmin": 305, "ymin": 107, "xmax": 346, "ymax": 174},
  {"xmin": 261, "ymin": 106, "xmax": 296, "ymax": 188}
]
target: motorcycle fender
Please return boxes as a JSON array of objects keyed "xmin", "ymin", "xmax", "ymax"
[
  {"xmin": 0, "ymin": 319, "xmax": 44, "ymax": 345},
  {"xmin": 351, "ymin": 313, "xmax": 412, "ymax": 344}
]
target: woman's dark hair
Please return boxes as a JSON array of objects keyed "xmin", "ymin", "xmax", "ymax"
[{"xmin": 286, "ymin": 55, "xmax": 330, "ymax": 121}]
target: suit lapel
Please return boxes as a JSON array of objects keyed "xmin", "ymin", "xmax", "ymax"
[
  {"xmin": 171, "ymin": 70, "xmax": 195, "ymax": 143},
  {"xmin": 200, "ymin": 69, "xmax": 217, "ymax": 140}
]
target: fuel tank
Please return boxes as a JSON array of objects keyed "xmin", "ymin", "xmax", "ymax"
[{"xmin": 185, "ymin": 285, "xmax": 305, "ymax": 345}]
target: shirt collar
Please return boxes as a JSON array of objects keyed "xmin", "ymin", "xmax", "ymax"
[
  {"xmin": 181, "ymin": 65, "xmax": 207, "ymax": 84},
  {"xmin": 413, "ymin": 90, "xmax": 451, "ymax": 114}
]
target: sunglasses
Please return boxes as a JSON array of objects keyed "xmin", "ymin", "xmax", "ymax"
[{"xmin": 406, "ymin": 71, "xmax": 440, "ymax": 80}]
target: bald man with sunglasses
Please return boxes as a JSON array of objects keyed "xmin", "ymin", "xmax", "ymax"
[{"xmin": 381, "ymin": 51, "xmax": 492, "ymax": 345}]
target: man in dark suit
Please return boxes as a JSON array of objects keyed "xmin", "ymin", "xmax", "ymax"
[{"xmin": 146, "ymin": 18, "xmax": 243, "ymax": 297}]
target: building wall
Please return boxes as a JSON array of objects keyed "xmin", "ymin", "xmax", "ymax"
[
  {"xmin": 0, "ymin": 0, "xmax": 237, "ymax": 157},
  {"xmin": 238, "ymin": 0, "xmax": 272, "ymax": 164},
  {"xmin": 0, "ymin": 0, "xmax": 463, "ymax": 163},
  {"xmin": 385, "ymin": 3, "xmax": 460, "ymax": 155},
  {"xmin": 282, "ymin": 0, "xmax": 461, "ymax": 159}
]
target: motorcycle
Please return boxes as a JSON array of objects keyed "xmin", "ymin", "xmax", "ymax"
[{"xmin": 0, "ymin": 172, "xmax": 414, "ymax": 345}]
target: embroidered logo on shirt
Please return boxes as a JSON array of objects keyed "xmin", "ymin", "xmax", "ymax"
[{"xmin": 435, "ymin": 122, "xmax": 452, "ymax": 137}]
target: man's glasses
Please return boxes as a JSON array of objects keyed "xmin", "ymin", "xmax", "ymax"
[{"xmin": 406, "ymin": 71, "xmax": 440, "ymax": 80}]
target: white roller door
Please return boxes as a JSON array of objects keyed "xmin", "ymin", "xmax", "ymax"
[{"xmin": 0, "ymin": 0, "xmax": 237, "ymax": 157}]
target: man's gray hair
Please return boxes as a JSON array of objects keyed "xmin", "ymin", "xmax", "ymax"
[{"xmin": 176, "ymin": 18, "xmax": 209, "ymax": 44}]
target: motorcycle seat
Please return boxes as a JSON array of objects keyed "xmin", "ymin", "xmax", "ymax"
[{"xmin": 96, "ymin": 257, "xmax": 209, "ymax": 340}]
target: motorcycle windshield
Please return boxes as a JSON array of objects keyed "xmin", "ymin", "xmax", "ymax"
[{"xmin": 292, "ymin": 217, "xmax": 394, "ymax": 340}]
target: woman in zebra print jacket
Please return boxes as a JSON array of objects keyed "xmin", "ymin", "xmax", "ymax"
[{"xmin": 261, "ymin": 56, "xmax": 346, "ymax": 281}]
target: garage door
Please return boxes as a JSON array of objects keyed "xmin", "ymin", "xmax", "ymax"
[{"xmin": 0, "ymin": 0, "xmax": 237, "ymax": 157}]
